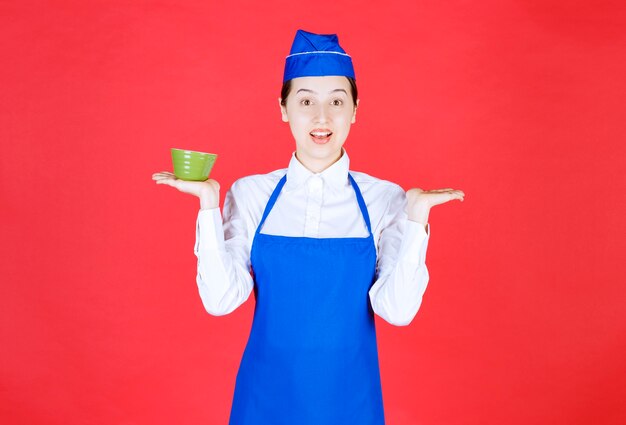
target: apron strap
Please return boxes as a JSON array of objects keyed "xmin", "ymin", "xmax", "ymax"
[
  {"xmin": 348, "ymin": 173, "xmax": 372, "ymax": 236},
  {"xmin": 256, "ymin": 174, "xmax": 288, "ymax": 235},
  {"xmin": 255, "ymin": 172, "xmax": 373, "ymax": 237}
]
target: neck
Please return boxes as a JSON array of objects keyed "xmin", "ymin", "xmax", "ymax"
[{"xmin": 295, "ymin": 149, "xmax": 343, "ymax": 174}]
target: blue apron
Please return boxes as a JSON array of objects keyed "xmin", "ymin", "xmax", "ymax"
[{"xmin": 228, "ymin": 173, "xmax": 385, "ymax": 425}]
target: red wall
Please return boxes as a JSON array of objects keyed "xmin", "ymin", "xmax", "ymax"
[{"xmin": 2, "ymin": 1, "xmax": 625, "ymax": 424}]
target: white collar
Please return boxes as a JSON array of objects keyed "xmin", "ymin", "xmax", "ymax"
[{"xmin": 284, "ymin": 148, "xmax": 351, "ymax": 193}]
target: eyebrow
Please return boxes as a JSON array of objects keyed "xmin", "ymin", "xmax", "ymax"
[{"xmin": 296, "ymin": 88, "xmax": 348, "ymax": 95}]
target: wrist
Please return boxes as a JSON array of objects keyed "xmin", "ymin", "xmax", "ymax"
[
  {"xmin": 199, "ymin": 194, "xmax": 218, "ymax": 210},
  {"xmin": 408, "ymin": 202, "xmax": 430, "ymax": 226}
]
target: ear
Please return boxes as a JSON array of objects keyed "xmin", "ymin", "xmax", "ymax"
[
  {"xmin": 279, "ymin": 97, "xmax": 289, "ymax": 122},
  {"xmin": 351, "ymin": 98, "xmax": 359, "ymax": 124}
]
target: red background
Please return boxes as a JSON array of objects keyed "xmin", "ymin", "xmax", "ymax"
[{"xmin": 2, "ymin": 1, "xmax": 625, "ymax": 424}]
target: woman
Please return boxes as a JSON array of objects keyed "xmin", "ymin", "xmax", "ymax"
[{"xmin": 152, "ymin": 29, "xmax": 464, "ymax": 425}]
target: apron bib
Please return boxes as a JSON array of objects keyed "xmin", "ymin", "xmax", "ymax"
[{"xmin": 228, "ymin": 173, "xmax": 385, "ymax": 425}]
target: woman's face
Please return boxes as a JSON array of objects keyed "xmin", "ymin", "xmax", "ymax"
[{"xmin": 279, "ymin": 76, "xmax": 359, "ymax": 171}]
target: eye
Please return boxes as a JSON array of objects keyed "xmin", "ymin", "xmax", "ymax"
[
  {"xmin": 331, "ymin": 99, "xmax": 343, "ymax": 106},
  {"xmin": 300, "ymin": 99, "xmax": 312, "ymax": 106}
]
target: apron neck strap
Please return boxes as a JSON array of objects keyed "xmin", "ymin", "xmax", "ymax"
[
  {"xmin": 348, "ymin": 173, "xmax": 372, "ymax": 235},
  {"xmin": 257, "ymin": 174, "xmax": 288, "ymax": 234},
  {"xmin": 256, "ymin": 172, "xmax": 373, "ymax": 236}
]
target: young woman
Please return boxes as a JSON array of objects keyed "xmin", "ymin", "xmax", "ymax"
[{"xmin": 152, "ymin": 29, "xmax": 464, "ymax": 425}]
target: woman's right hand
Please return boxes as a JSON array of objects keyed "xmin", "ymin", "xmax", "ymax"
[{"xmin": 152, "ymin": 171, "xmax": 220, "ymax": 210}]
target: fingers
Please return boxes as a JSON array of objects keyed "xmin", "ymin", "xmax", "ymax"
[
  {"xmin": 152, "ymin": 171, "xmax": 175, "ymax": 179},
  {"xmin": 152, "ymin": 172, "xmax": 177, "ymax": 182},
  {"xmin": 152, "ymin": 172, "xmax": 179, "ymax": 188},
  {"xmin": 155, "ymin": 178, "xmax": 175, "ymax": 187},
  {"xmin": 153, "ymin": 177, "xmax": 174, "ymax": 184},
  {"xmin": 435, "ymin": 188, "xmax": 463, "ymax": 194},
  {"xmin": 432, "ymin": 188, "xmax": 465, "ymax": 202}
]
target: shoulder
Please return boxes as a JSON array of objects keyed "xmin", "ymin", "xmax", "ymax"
[
  {"xmin": 227, "ymin": 168, "xmax": 287, "ymax": 208},
  {"xmin": 349, "ymin": 170, "xmax": 407, "ymax": 233},
  {"xmin": 231, "ymin": 168, "xmax": 286, "ymax": 192},
  {"xmin": 349, "ymin": 170, "xmax": 405, "ymax": 203}
]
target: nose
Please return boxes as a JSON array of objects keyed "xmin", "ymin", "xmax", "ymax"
[{"xmin": 314, "ymin": 103, "xmax": 329, "ymax": 124}]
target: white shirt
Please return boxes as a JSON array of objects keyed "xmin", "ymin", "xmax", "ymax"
[{"xmin": 194, "ymin": 148, "xmax": 431, "ymax": 326}]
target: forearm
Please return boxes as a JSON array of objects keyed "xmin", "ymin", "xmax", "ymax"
[
  {"xmin": 194, "ymin": 208, "xmax": 253, "ymax": 316},
  {"xmin": 369, "ymin": 259, "xmax": 429, "ymax": 326},
  {"xmin": 195, "ymin": 247, "xmax": 254, "ymax": 316},
  {"xmin": 369, "ymin": 220, "xmax": 430, "ymax": 326}
]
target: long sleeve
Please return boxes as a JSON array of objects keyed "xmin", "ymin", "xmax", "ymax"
[
  {"xmin": 368, "ymin": 185, "xmax": 431, "ymax": 326},
  {"xmin": 194, "ymin": 181, "xmax": 254, "ymax": 316}
]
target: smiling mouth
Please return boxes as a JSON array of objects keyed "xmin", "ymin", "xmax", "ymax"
[
  {"xmin": 310, "ymin": 130, "xmax": 332, "ymax": 137},
  {"xmin": 310, "ymin": 130, "xmax": 333, "ymax": 144},
  {"xmin": 310, "ymin": 133, "xmax": 332, "ymax": 144}
]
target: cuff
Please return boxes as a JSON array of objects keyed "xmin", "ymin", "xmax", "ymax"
[
  {"xmin": 398, "ymin": 220, "xmax": 430, "ymax": 266},
  {"xmin": 194, "ymin": 208, "xmax": 226, "ymax": 254}
]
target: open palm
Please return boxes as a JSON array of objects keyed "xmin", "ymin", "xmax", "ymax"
[
  {"xmin": 407, "ymin": 187, "xmax": 464, "ymax": 208},
  {"xmin": 152, "ymin": 171, "xmax": 220, "ymax": 208}
]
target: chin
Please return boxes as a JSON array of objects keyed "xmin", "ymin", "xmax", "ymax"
[{"xmin": 310, "ymin": 143, "xmax": 341, "ymax": 154}]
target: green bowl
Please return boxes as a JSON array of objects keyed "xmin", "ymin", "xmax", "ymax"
[{"xmin": 171, "ymin": 148, "xmax": 218, "ymax": 181}]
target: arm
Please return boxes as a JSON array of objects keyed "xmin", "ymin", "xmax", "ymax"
[
  {"xmin": 194, "ymin": 180, "xmax": 254, "ymax": 316},
  {"xmin": 368, "ymin": 185, "xmax": 431, "ymax": 326}
]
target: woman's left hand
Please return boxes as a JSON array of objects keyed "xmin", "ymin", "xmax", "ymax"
[{"xmin": 406, "ymin": 187, "xmax": 465, "ymax": 227}]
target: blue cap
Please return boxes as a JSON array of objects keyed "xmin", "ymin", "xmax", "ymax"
[{"xmin": 283, "ymin": 29, "xmax": 355, "ymax": 82}]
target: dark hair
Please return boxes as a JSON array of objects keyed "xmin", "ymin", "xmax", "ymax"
[{"xmin": 280, "ymin": 76, "xmax": 358, "ymax": 107}]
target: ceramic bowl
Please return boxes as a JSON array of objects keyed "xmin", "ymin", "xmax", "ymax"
[{"xmin": 171, "ymin": 148, "xmax": 217, "ymax": 181}]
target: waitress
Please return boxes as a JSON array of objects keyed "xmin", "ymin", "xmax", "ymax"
[{"xmin": 153, "ymin": 29, "xmax": 464, "ymax": 425}]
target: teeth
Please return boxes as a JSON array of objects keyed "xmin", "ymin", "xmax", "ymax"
[{"xmin": 311, "ymin": 132, "xmax": 331, "ymax": 137}]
